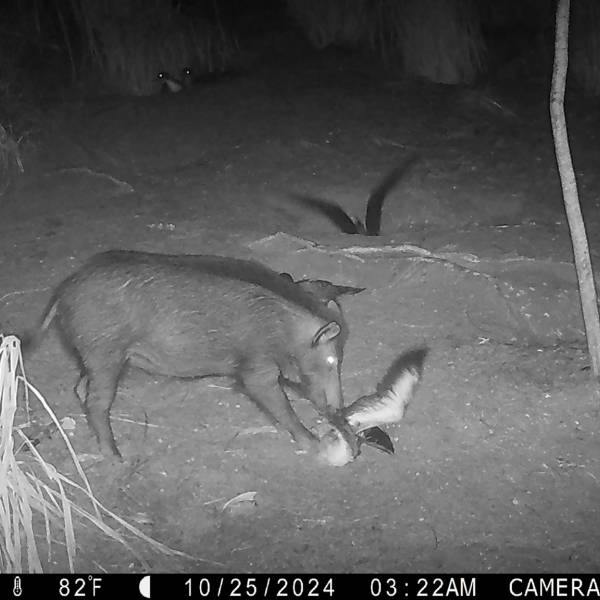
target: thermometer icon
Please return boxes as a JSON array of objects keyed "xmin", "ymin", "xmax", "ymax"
[{"xmin": 13, "ymin": 576, "xmax": 22, "ymax": 597}]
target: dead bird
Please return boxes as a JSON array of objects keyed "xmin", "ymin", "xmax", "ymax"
[{"xmin": 321, "ymin": 347, "xmax": 428, "ymax": 466}]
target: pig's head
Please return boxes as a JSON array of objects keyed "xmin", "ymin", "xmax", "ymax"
[{"xmin": 296, "ymin": 305, "xmax": 346, "ymax": 414}]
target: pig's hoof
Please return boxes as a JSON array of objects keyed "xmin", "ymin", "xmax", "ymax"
[
  {"xmin": 98, "ymin": 441, "xmax": 123, "ymax": 462},
  {"xmin": 293, "ymin": 432, "xmax": 319, "ymax": 454}
]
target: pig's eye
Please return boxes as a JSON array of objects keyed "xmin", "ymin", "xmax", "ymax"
[{"xmin": 326, "ymin": 355, "xmax": 337, "ymax": 366}]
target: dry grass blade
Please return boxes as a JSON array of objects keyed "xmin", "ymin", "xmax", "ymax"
[
  {"xmin": 0, "ymin": 123, "xmax": 24, "ymax": 196},
  {"xmin": 286, "ymin": 0, "xmax": 369, "ymax": 49},
  {"xmin": 0, "ymin": 334, "xmax": 213, "ymax": 572},
  {"xmin": 0, "ymin": 335, "xmax": 42, "ymax": 572},
  {"xmin": 387, "ymin": 0, "xmax": 485, "ymax": 84}
]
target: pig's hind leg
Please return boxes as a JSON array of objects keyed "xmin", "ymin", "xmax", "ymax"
[{"xmin": 79, "ymin": 350, "xmax": 127, "ymax": 458}]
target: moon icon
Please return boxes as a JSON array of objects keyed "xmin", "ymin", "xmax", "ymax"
[{"xmin": 139, "ymin": 575, "xmax": 151, "ymax": 598}]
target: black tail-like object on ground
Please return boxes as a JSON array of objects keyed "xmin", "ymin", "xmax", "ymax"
[{"xmin": 291, "ymin": 155, "xmax": 419, "ymax": 236}]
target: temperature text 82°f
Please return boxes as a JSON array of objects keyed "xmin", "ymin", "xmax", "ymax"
[{"xmin": 58, "ymin": 576, "xmax": 104, "ymax": 597}]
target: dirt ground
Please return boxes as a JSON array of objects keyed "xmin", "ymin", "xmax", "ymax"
[{"xmin": 2, "ymin": 40, "xmax": 600, "ymax": 573}]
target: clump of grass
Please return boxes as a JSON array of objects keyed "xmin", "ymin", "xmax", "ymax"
[
  {"xmin": 285, "ymin": 0, "xmax": 369, "ymax": 49},
  {"xmin": 286, "ymin": 0, "xmax": 485, "ymax": 85},
  {"xmin": 372, "ymin": 0, "xmax": 486, "ymax": 84},
  {"xmin": 0, "ymin": 10, "xmax": 48, "ymax": 194},
  {"xmin": 0, "ymin": 334, "xmax": 192, "ymax": 572},
  {"xmin": 572, "ymin": 0, "xmax": 600, "ymax": 95},
  {"xmin": 67, "ymin": 0, "xmax": 238, "ymax": 95},
  {"xmin": 0, "ymin": 122, "xmax": 24, "ymax": 197}
]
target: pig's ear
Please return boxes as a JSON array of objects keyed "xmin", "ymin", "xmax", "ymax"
[
  {"xmin": 312, "ymin": 321, "xmax": 341, "ymax": 346},
  {"xmin": 333, "ymin": 284, "xmax": 365, "ymax": 296},
  {"xmin": 325, "ymin": 299, "xmax": 343, "ymax": 317},
  {"xmin": 298, "ymin": 279, "xmax": 365, "ymax": 301}
]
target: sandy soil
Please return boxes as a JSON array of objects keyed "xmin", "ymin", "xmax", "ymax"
[{"xmin": 2, "ymin": 42, "xmax": 600, "ymax": 573}]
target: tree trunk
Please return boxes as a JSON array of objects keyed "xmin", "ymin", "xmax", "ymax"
[{"xmin": 550, "ymin": 0, "xmax": 600, "ymax": 378}]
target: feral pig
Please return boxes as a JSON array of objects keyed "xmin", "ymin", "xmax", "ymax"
[{"xmin": 29, "ymin": 251, "xmax": 355, "ymax": 458}]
